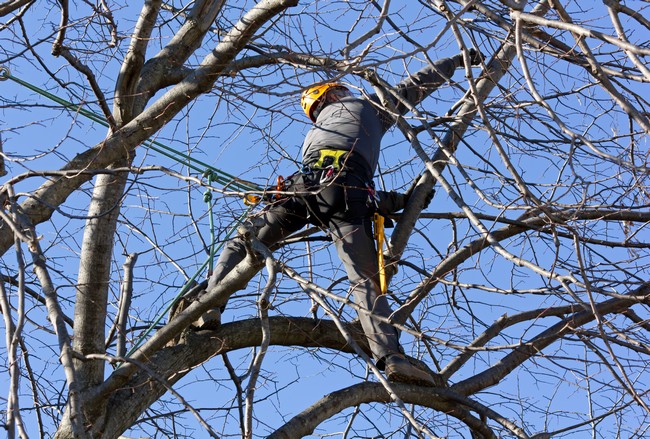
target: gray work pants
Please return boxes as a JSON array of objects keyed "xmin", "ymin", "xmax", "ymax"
[{"xmin": 207, "ymin": 170, "xmax": 402, "ymax": 363}]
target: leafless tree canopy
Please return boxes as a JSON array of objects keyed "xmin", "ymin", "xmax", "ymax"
[{"xmin": 0, "ymin": 1, "xmax": 648, "ymax": 438}]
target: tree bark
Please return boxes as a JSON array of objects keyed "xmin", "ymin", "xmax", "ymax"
[
  {"xmin": 0, "ymin": 0, "xmax": 32, "ymax": 18},
  {"xmin": 91, "ymin": 317, "xmax": 367, "ymax": 438},
  {"xmin": 0, "ymin": 0, "xmax": 299, "ymax": 258},
  {"xmin": 73, "ymin": 166, "xmax": 130, "ymax": 389}
]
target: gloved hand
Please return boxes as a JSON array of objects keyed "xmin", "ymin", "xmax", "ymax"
[
  {"xmin": 404, "ymin": 175, "xmax": 434, "ymax": 210},
  {"xmin": 455, "ymin": 48, "xmax": 485, "ymax": 68},
  {"xmin": 468, "ymin": 48, "xmax": 485, "ymax": 66},
  {"xmin": 376, "ymin": 190, "xmax": 406, "ymax": 218}
]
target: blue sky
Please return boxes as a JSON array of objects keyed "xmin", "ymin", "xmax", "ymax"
[{"xmin": 1, "ymin": 1, "xmax": 649, "ymax": 437}]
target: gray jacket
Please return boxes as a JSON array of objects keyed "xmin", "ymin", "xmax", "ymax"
[{"xmin": 301, "ymin": 56, "xmax": 458, "ymax": 177}]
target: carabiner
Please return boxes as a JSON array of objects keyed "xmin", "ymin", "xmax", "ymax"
[{"xmin": 0, "ymin": 66, "xmax": 10, "ymax": 81}]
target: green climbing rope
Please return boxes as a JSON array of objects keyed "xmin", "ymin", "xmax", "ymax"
[
  {"xmin": 124, "ymin": 205, "xmax": 253, "ymax": 360},
  {"xmin": 203, "ymin": 170, "xmax": 218, "ymax": 276},
  {"xmin": 1, "ymin": 66, "xmax": 262, "ymax": 358},
  {"xmin": 0, "ymin": 66, "xmax": 261, "ymax": 193}
]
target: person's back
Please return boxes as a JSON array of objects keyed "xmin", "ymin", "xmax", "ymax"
[
  {"xmin": 301, "ymin": 51, "xmax": 483, "ymax": 176},
  {"xmin": 302, "ymin": 96, "xmax": 384, "ymax": 176}
]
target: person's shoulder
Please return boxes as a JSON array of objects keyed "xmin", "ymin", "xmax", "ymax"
[
  {"xmin": 324, "ymin": 97, "xmax": 366, "ymax": 114},
  {"xmin": 339, "ymin": 96, "xmax": 365, "ymax": 105},
  {"xmin": 341, "ymin": 96, "xmax": 376, "ymax": 111}
]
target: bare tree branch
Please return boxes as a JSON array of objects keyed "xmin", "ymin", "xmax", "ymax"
[
  {"xmin": 452, "ymin": 281, "xmax": 650, "ymax": 396},
  {"xmin": 0, "ymin": 0, "xmax": 31, "ymax": 18},
  {"xmin": 268, "ymin": 381, "xmax": 530, "ymax": 439}
]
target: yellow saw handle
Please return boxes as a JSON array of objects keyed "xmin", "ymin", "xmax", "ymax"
[{"xmin": 374, "ymin": 213, "xmax": 387, "ymax": 294}]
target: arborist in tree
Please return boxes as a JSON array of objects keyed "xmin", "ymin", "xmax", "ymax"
[{"xmin": 194, "ymin": 49, "xmax": 484, "ymax": 386}]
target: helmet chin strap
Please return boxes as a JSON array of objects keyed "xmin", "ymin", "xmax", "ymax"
[{"xmin": 311, "ymin": 94, "xmax": 331, "ymax": 121}]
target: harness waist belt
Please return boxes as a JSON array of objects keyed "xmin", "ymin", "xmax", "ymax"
[
  {"xmin": 305, "ymin": 148, "xmax": 373, "ymax": 178},
  {"xmin": 312, "ymin": 148, "xmax": 348, "ymax": 170}
]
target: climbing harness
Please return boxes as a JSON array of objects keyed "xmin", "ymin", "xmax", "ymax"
[
  {"xmin": 313, "ymin": 148, "xmax": 348, "ymax": 170},
  {"xmin": 306, "ymin": 149, "xmax": 349, "ymax": 185},
  {"xmin": 374, "ymin": 213, "xmax": 388, "ymax": 295}
]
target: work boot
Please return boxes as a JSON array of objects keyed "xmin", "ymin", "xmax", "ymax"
[
  {"xmin": 191, "ymin": 308, "xmax": 222, "ymax": 330},
  {"xmin": 384, "ymin": 354, "xmax": 441, "ymax": 387}
]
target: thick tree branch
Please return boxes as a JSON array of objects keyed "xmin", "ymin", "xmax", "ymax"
[
  {"xmin": 114, "ymin": 0, "xmax": 163, "ymax": 124},
  {"xmin": 115, "ymin": 253, "xmax": 138, "ymax": 358},
  {"xmin": 72, "ymin": 167, "xmax": 131, "ymax": 396},
  {"xmin": 132, "ymin": 0, "xmax": 228, "ymax": 114},
  {"xmin": 268, "ymin": 381, "xmax": 531, "ymax": 439},
  {"xmin": 0, "ymin": 0, "xmax": 300, "ymax": 258},
  {"xmin": 90, "ymin": 317, "xmax": 369, "ymax": 437},
  {"xmin": 0, "ymin": 0, "xmax": 32, "ymax": 17}
]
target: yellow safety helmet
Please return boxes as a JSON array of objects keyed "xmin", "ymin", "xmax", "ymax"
[{"xmin": 301, "ymin": 83, "xmax": 347, "ymax": 122}]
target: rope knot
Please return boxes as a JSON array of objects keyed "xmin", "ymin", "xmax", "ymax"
[
  {"xmin": 202, "ymin": 169, "xmax": 216, "ymax": 183},
  {"xmin": 203, "ymin": 190, "xmax": 213, "ymax": 203}
]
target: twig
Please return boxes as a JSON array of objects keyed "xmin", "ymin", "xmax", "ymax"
[
  {"xmin": 546, "ymin": 0, "xmax": 650, "ymax": 134},
  {"xmin": 5, "ymin": 185, "xmax": 86, "ymax": 438},
  {"xmin": 342, "ymin": 0, "xmax": 391, "ymax": 60},
  {"xmin": 55, "ymin": 47, "xmax": 118, "ymax": 130},
  {"xmin": 222, "ymin": 353, "xmax": 246, "ymax": 436},
  {"xmin": 0, "ymin": 274, "xmax": 74, "ymax": 327},
  {"xmin": 305, "ymin": 241, "xmax": 319, "ymax": 317},
  {"xmin": 20, "ymin": 337, "xmax": 45, "ymax": 438},
  {"xmin": 244, "ymin": 240, "xmax": 277, "ymax": 439},
  {"xmin": 116, "ymin": 253, "xmax": 138, "ymax": 358},
  {"xmin": 572, "ymin": 233, "xmax": 650, "ymax": 413}
]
